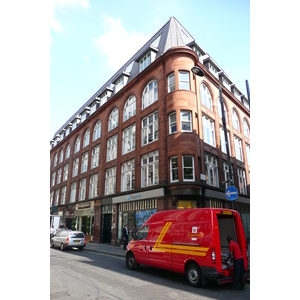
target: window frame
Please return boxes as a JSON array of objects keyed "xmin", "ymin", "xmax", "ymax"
[
  {"xmin": 142, "ymin": 80, "xmax": 158, "ymax": 110},
  {"xmin": 180, "ymin": 111, "xmax": 192, "ymax": 132},
  {"xmin": 205, "ymin": 154, "xmax": 219, "ymax": 187},
  {"xmin": 121, "ymin": 159, "xmax": 135, "ymax": 192},
  {"xmin": 105, "ymin": 166, "xmax": 116, "ymax": 195},
  {"xmin": 170, "ymin": 156, "xmax": 179, "ymax": 182},
  {"xmin": 74, "ymin": 136, "xmax": 81, "ymax": 153},
  {"xmin": 83, "ymin": 129, "xmax": 90, "ymax": 147},
  {"xmin": 107, "ymin": 135, "xmax": 118, "ymax": 162},
  {"xmin": 182, "ymin": 155, "xmax": 195, "ymax": 181},
  {"xmin": 81, "ymin": 152, "xmax": 88, "ymax": 173},
  {"xmin": 142, "ymin": 111, "xmax": 158, "ymax": 146},
  {"xmin": 139, "ymin": 52, "xmax": 151, "ymax": 72},
  {"xmin": 234, "ymin": 136, "xmax": 243, "ymax": 162},
  {"xmin": 79, "ymin": 178, "xmax": 86, "ymax": 201},
  {"xmin": 122, "ymin": 124, "xmax": 136, "ymax": 155},
  {"xmin": 123, "ymin": 95, "xmax": 136, "ymax": 121},
  {"xmin": 169, "ymin": 112, "xmax": 177, "ymax": 134},
  {"xmin": 72, "ymin": 157, "xmax": 79, "ymax": 177},
  {"xmin": 202, "ymin": 115, "xmax": 216, "ymax": 146},
  {"xmin": 179, "ymin": 71, "xmax": 190, "ymax": 90},
  {"xmin": 168, "ymin": 73, "xmax": 175, "ymax": 93},
  {"xmin": 93, "ymin": 121, "xmax": 101, "ymax": 141},
  {"xmin": 108, "ymin": 108, "xmax": 119, "ymax": 132},
  {"xmin": 141, "ymin": 150, "xmax": 159, "ymax": 188},
  {"xmin": 200, "ymin": 83, "xmax": 213, "ymax": 110},
  {"xmin": 91, "ymin": 145, "xmax": 100, "ymax": 169},
  {"xmin": 89, "ymin": 173, "xmax": 98, "ymax": 198}
]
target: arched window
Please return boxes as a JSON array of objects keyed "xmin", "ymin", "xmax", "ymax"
[
  {"xmin": 83, "ymin": 129, "xmax": 90, "ymax": 147},
  {"xmin": 142, "ymin": 80, "xmax": 158, "ymax": 110},
  {"xmin": 200, "ymin": 83, "xmax": 212, "ymax": 110},
  {"xmin": 217, "ymin": 97, "xmax": 228, "ymax": 123},
  {"xmin": 59, "ymin": 149, "xmax": 64, "ymax": 163},
  {"xmin": 124, "ymin": 95, "xmax": 136, "ymax": 121},
  {"xmin": 74, "ymin": 136, "xmax": 81, "ymax": 153},
  {"xmin": 108, "ymin": 108, "xmax": 119, "ymax": 131},
  {"xmin": 65, "ymin": 144, "xmax": 70, "ymax": 159},
  {"xmin": 232, "ymin": 109, "xmax": 240, "ymax": 131},
  {"xmin": 93, "ymin": 121, "xmax": 101, "ymax": 141},
  {"xmin": 54, "ymin": 154, "xmax": 58, "ymax": 167},
  {"xmin": 243, "ymin": 119, "xmax": 250, "ymax": 138}
]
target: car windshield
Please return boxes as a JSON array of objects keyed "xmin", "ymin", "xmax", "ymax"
[{"xmin": 70, "ymin": 233, "xmax": 84, "ymax": 238}]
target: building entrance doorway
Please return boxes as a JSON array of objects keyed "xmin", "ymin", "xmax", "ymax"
[{"xmin": 102, "ymin": 214, "xmax": 111, "ymax": 243}]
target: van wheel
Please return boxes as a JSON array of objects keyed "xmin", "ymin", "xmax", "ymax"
[
  {"xmin": 126, "ymin": 253, "xmax": 139, "ymax": 270},
  {"xmin": 186, "ymin": 263, "xmax": 202, "ymax": 287},
  {"xmin": 60, "ymin": 243, "xmax": 64, "ymax": 251}
]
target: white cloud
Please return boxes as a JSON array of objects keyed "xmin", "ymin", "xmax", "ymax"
[
  {"xmin": 94, "ymin": 15, "xmax": 150, "ymax": 71},
  {"xmin": 50, "ymin": 0, "xmax": 90, "ymax": 33}
]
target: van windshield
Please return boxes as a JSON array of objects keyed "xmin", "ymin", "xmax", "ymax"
[{"xmin": 136, "ymin": 226, "xmax": 149, "ymax": 240}]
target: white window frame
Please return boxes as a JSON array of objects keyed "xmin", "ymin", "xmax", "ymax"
[
  {"xmin": 54, "ymin": 189, "xmax": 59, "ymax": 206},
  {"xmin": 142, "ymin": 80, "xmax": 158, "ymax": 110},
  {"xmin": 169, "ymin": 112, "xmax": 177, "ymax": 134},
  {"xmin": 63, "ymin": 163, "xmax": 69, "ymax": 181},
  {"xmin": 205, "ymin": 154, "xmax": 219, "ymax": 187},
  {"xmin": 108, "ymin": 108, "xmax": 119, "ymax": 131},
  {"xmin": 141, "ymin": 151, "xmax": 159, "ymax": 188},
  {"xmin": 237, "ymin": 168, "xmax": 247, "ymax": 195},
  {"xmin": 51, "ymin": 172, "xmax": 56, "ymax": 187},
  {"xmin": 170, "ymin": 156, "xmax": 178, "ymax": 182},
  {"xmin": 54, "ymin": 154, "xmax": 58, "ymax": 167},
  {"xmin": 234, "ymin": 136, "xmax": 243, "ymax": 162},
  {"xmin": 91, "ymin": 145, "xmax": 100, "ymax": 169},
  {"xmin": 89, "ymin": 174, "xmax": 98, "ymax": 198},
  {"xmin": 168, "ymin": 73, "xmax": 175, "ymax": 92},
  {"xmin": 139, "ymin": 52, "xmax": 151, "ymax": 72},
  {"xmin": 220, "ymin": 127, "xmax": 231, "ymax": 155},
  {"xmin": 90, "ymin": 101, "xmax": 97, "ymax": 115},
  {"xmin": 123, "ymin": 96, "xmax": 136, "ymax": 121},
  {"xmin": 181, "ymin": 111, "xmax": 192, "ymax": 132},
  {"xmin": 65, "ymin": 144, "xmax": 70, "ymax": 159},
  {"xmin": 122, "ymin": 124, "xmax": 136, "ymax": 154},
  {"xmin": 217, "ymin": 98, "xmax": 228, "ymax": 122},
  {"xmin": 100, "ymin": 91, "xmax": 108, "ymax": 107},
  {"xmin": 223, "ymin": 162, "xmax": 234, "ymax": 189},
  {"xmin": 57, "ymin": 167, "xmax": 62, "ymax": 184},
  {"xmin": 115, "ymin": 76, "xmax": 124, "ymax": 93},
  {"xmin": 232, "ymin": 109, "xmax": 240, "ymax": 131},
  {"xmin": 246, "ymin": 144, "xmax": 250, "ymax": 166},
  {"xmin": 72, "ymin": 157, "xmax": 79, "ymax": 177},
  {"xmin": 93, "ymin": 121, "xmax": 101, "ymax": 141},
  {"xmin": 50, "ymin": 191, "xmax": 54, "ymax": 207},
  {"xmin": 107, "ymin": 135, "xmax": 118, "ymax": 162},
  {"xmin": 243, "ymin": 119, "xmax": 250, "ymax": 138},
  {"xmin": 61, "ymin": 186, "xmax": 66, "ymax": 205},
  {"xmin": 70, "ymin": 182, "xmax": 77, "ymax": 203},
  {"xmin": 74, "ymin": 136, "xmax": 81, "ymax": 153},
  {"xmin": 121, "ymin": 159, "xmax": 135, "ymax": 192},
  {"xmin": 81, "ymin": 152, "xmax": 88, "ymax": 173},
  {"xmin": 59, "ymin": 149, "xmax": 64, "ymax": 163},
  {"xmin": 79, "ymin": 178, "xmax": 86, "ymax": 201},
  {"xmin": 182, "ymin": 155, "xmax": 195, "ymax": 181},
  {"xmin": 83, "ymin": 129, "xmax": 90, "ymax": 147},
  {"xmin": 202, "ymin": 115, "xmax": 216, "ymax": 146},
  {"xmin": 179, "ymin": 71, "xmax": 190, "ymax": 90},
  {"xmin": 105, "ymin": 166, "xmax": 116, "ymax": 195},
  {"xmin": 200, "ymin": 83, "xmax": 213, "ymax": 110},
  {"xmin": 142, "ymin": 111, "xmax": 158, "ymax": 146}
]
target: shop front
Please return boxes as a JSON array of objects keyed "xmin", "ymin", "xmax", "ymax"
[{"xmin": 111, "ymin": 188, "xmax": 164, "ymax": 246}]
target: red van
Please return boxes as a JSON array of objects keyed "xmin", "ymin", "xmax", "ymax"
[{"xmin": 125, "ymin": 208, "xmax": 249, "ymax": 287}]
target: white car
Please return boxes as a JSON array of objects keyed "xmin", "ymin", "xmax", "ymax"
[{"xmin": 51, "ymin": 230, "xmax": 86, "ymax": 251}]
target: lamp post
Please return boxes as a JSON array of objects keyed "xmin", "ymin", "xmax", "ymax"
[{"xmin": 191, "ymin": 66, "xmax": 237, "ymax": 210}]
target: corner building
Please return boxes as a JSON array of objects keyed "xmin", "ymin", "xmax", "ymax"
[{"xmin": 50, "ymin": 17, "xmax": 250, "ymax": 246}]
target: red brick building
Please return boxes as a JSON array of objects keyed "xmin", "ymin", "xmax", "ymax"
[{"xmin": 50, "ymin": 17, "xmax": 250, "ymax": 245}]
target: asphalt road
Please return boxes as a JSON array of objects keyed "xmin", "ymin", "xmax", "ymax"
[{"xmin": 50, "ymin": 248, "xmax": 250, "ymax": 300}]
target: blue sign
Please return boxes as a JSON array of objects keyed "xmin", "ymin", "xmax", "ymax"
[{"xmin": 225, "ymin": 186, "xmax": 238, "ymax": 201}]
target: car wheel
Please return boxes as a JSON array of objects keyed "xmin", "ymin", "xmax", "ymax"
[
  {"xmin": 60, "ymin": 243, "xmax": 64, "ymax": 251},
  {"xmin": 186, "ymin": 263, "xmax": 202, "ymax": 287},
  {"xmin": 126, "ymin": 252, "xmax": 139, "ymax": 270}
]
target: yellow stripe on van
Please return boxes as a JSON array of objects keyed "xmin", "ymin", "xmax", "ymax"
[
  {"xmin": 152, "ymin": 222, "xmax": 209, "ymax": 257},
  {"xmin": 154, "ymin": 222, "xmax": 172, "ymax": 248}
]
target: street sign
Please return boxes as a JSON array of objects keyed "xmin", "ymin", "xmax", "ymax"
[{"xmin": 225, "ymin": 186, "xmax": 238, "ymax": 201}]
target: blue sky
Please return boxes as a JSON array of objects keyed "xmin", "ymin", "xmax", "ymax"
[{"xmin": 50, "ymin": 0, "xmax": 250, "ymax": 140}]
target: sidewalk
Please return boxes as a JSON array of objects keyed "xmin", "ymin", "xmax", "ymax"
[{"xmin": 84, "ymin": 242, "xmax": 126, "ymax": 258}]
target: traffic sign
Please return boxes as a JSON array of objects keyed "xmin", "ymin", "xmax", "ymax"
[{"xmin": 225, "ymin": 186, "xmax": 238, "ymax": 201}]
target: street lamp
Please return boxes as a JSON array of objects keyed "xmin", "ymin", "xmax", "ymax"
[{"xmin": 191, "ymin": 65, "xmax": 237, "ymax": 210}]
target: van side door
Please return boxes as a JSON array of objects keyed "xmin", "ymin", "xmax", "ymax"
[
  {"xmin": 148, "ymin": 222, "xmax": 172, "ymax": 270},
  {"xmin": 133, "ymin": 225, "xmax": 150, "ymax": 265}
]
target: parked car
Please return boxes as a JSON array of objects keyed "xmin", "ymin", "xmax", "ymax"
[{"xmin": 51, "ymin": 230, "xmax": 86, "ymax": 251}]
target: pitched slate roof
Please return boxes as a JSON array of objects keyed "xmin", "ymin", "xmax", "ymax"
[{"xmin": 51, "ymin": 16, "xmax": 247, "ymax": 141}]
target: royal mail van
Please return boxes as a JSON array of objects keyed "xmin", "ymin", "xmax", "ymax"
[{"xmin": 125, "ymin": 208, "xmax": 250, "ymax": 287}]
